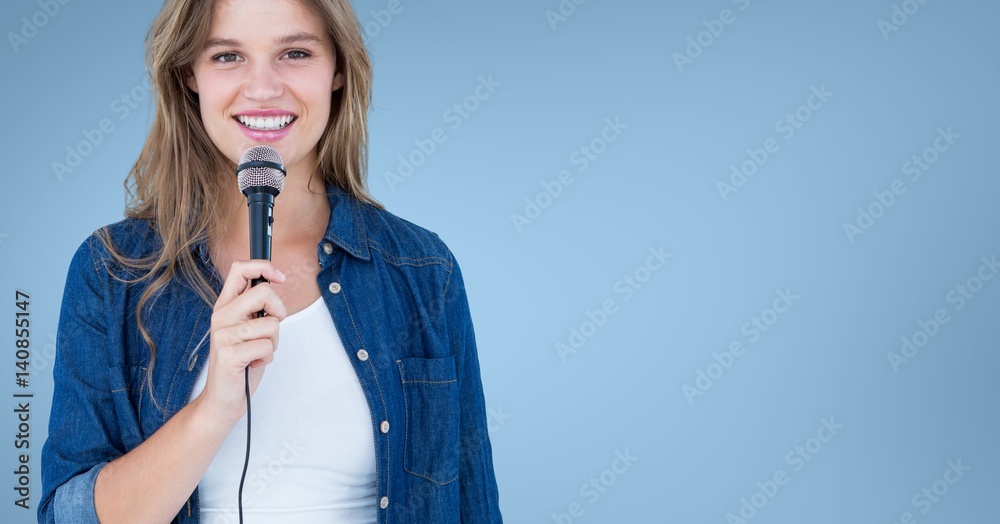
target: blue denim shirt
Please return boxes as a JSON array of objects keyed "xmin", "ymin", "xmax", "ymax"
[{"xmin": 39, "ymin": 180, "xmax": 503, "ymax": 523}]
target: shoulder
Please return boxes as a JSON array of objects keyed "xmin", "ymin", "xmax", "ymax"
[
  {"xmin": 358, "ymin": 202, "xmax": 456, "ymax": 271},
  {"xmin": 69, "ymin": 217, "xmax": 161, "ymax": 281},
  {"xmin": 353, "ymin": 202, "xmax": 474, "ymax": 321}
]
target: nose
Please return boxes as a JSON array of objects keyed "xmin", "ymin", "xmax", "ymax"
[{"xmin": 242, "ymin": 59, "xmax": 284, "ymax": 102}]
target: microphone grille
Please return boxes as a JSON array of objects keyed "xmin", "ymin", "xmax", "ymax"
[{"xmin": 237, "ymin": 145, "xmax": 285, "ymax": 194}]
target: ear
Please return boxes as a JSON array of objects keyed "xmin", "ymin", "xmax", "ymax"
[
  {"xmin": 332, "ymin": 69, "xmax": 345, "ymax": 92},
  {"xmin": 185, "ymin": 68, "xmax": 199, "ymax": 93}
]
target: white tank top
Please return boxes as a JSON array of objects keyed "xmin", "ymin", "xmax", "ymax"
[{"xmin": 187, "ymin": 296, "xmax": 377, "ymax": 523}]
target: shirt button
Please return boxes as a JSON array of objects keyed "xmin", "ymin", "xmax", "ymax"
[
  {"xmin": 356, "ymin": 349, "xmax": 369, "ymax": 361},
  {"xmin": 322, "ymin": 242, "xmax": 334, "ymax": 255},
  {"xmin": 328, "ymin": 282, "xmax": 342, "ymax": 294},
  {"xmin": 380, "ymin": 496, "xmax": 389, "ymax": 509},
  {"xmin": 380, "ymin": 420, "xmax": 390, "ymax": 433}
]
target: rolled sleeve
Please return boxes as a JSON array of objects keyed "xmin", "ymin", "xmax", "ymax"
[{"xmin": 51, "ymin": 461, "xmax": 108, "ymax": 523}]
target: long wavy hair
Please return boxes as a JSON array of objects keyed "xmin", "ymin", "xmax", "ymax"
[{"xmin": 97, "ymin": 0, "xmax": 379, "ymax": 408}]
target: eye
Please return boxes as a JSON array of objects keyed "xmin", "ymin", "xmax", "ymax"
[
  {"xmin": 212, "ymin": 52, "xmax": 241, "ymax": 63},
  {"xmin": 284, "ymin": 49, "xmax": 310, "ymax": 60}
]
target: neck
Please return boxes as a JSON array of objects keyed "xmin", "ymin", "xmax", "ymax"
[{"xmin": 215, "ymin": 158, "xmax": 330, "ymax": 253}]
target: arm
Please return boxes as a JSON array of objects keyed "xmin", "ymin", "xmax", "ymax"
[
  {"xmin": 40, "ymin": 235, "xmax": 287, "ymax": 523},
  {"xmin": 92, "ymin": 395, "xmax": 238, "ymax": 523},
  {"xmin": 40, "ymin": 235, "xmax": 119, "ymax": 524},
  {"xmin": 39, "ymin": 235, "xmax": 224, "ymax": 523},
  {"xmin": 442, "ymin": 248, "xmax": 504, "ymax": 523}
]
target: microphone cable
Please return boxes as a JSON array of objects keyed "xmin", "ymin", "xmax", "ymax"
[
  {"xmin": 238, "ymin": 366, "xmax": 251, "ymax": 524},
  {"xmin": 238, "ymin": 290, "xmax": 271, "ymax": 523}
]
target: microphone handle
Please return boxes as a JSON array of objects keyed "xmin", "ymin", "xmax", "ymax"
[{"xmin": 247, "ymin": 191, "xmax": 275, "ymax": 318}]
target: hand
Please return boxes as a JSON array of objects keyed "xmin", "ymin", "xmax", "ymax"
[{"xmin": 197, "ymin": 260, "xmax": 287, "ymax": 424}]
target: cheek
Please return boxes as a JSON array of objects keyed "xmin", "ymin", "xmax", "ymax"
[
  {"xmin": 303, "ymin": 69, "xmax": 336, "ymax": 111},
  {"xmin": 310, "ymin": 83, "xmax": 336, "ymax": 122},
  {"xmin": 195, "ymin": 83, "xmax": 234, "ymax": 131}
]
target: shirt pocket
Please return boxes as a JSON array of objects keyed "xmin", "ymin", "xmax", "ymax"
[{"xmin": 396, "ymin": 356, "xmax": 460, "ymax": 485}]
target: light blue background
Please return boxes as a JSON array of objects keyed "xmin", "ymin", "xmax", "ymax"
[{"xmin": 2, "ymin": 0, "xmax": 998, "ymax": 522}]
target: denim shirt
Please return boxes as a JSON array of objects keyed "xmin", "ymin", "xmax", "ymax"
[{"xmin": 39, "ymin": 180, "xmax": 503, "ymax": 523}]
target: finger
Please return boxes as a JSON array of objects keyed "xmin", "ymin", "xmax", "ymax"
[
  {"xmin": 217, "ymin": 260, "xmax": 286, "ymax": 308},
  {"xmin": 249, "ymin": 352, "xmax": 274, "ymax": 368},
  {"xmin": 215, "ymin": 316, "xmax": 280, "ymax": 347},
  {"xmin": 227, "ymin": 339, "xmax": 278, "ymax": 370},
  {"xmin": 215, "ymin": 281, "xmax": 288, "ymax": 323},
  {"xmin": 234, "ymin": 282, "xmax": 288, "ymax": 321}
]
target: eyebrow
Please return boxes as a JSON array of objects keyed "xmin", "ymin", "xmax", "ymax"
[{"xmin": 204, "ymin": 32, "xmax": 325, "ymax": 49}]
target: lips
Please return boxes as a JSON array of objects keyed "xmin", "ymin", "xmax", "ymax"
[
  {"xmin": 235, "ymin": 114, "xmax": 296, "ymax": 131},
  {"xmin": 231, "ymin": 109, "xmax": 298, "ymax": 142}
]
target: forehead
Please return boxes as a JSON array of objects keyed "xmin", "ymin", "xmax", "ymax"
[{"xmin": 207, "ymin": 0, "xmax": 328, "ymax": 42}]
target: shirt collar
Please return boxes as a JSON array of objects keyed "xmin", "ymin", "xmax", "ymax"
[
  {"xmin": 193, "ymin": 179, "xmax": 371, "ymax": 267},
  {"xmin": 321, "ymin": 179, "xmax": 371, "ymax": 261}
]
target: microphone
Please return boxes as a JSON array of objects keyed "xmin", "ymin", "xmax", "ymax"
[
  {"xmin": 234, "ymin": 145, "xmax": 284, "ymax": 524},
  {"xmin": 236, "ymin": 145, "xmax": 286, "ymax": 298}
]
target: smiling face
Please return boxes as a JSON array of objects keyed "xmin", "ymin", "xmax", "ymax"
[{"xmin": 187, "ymin": 0, "xmax": 344, "ymax": 177}]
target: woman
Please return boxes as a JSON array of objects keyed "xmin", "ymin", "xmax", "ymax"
[{"xmin": 38, "ymin": 0, "xmax": 503, "ymax": 522}]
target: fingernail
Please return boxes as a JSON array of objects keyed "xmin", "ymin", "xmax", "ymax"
[{"xmin": 275, "ymin": 269, "xmax": 286, "ymax": 280}]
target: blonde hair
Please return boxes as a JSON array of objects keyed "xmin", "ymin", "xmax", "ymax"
[{"xmin": 97, "ymin": 0, "xmax": 379, "ymax": 408}]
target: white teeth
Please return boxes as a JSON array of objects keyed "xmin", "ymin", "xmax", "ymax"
[{"xmin": 237, "ymin": 115, "xmax": 294, "ymax": 131}]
